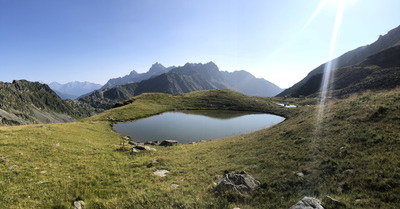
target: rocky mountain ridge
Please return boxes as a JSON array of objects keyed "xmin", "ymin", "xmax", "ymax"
[
  {"xmin": 0, "ymin": 80, "xmax": 95, "ymax": 125},
  {"xmin": 278, "ymin": 25, "xmax": 400, "ymax": 97}
]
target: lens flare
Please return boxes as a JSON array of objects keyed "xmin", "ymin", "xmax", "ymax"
[{"xmin": 314, "ymin": 0, "xmax": 346, "ymax": 133}]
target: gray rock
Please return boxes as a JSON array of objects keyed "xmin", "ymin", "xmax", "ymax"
[
  {"xmin": 145, "ymin": 141, "xmax": 160, "ymax": 145},
  {"xmin": 289, "ymin": 197, "xmax": 323, "ymax": 209},
  {"xmin": 8, "ymin": 165, "xmax": 17, "ymax": 170},
  {"xmin": 128, "ymin": 141, "xmax": 137, "ymax": 145},
  {"xmin": 322, "ymin": 196, "xmax": 346, "ymax": 208},
  {"xmin": 130, "ymin": 147, "xmax": 140, "ymax": 153},
  {"xmin": 296, "ymin": 172, "xmax": 305, "ymax": 177},
  {"xmin": 160, "ymin": 140, "xmax": 179, "ymax": 146},
  {"xmin": 135, "ymin": 145, "xmax": 156, "ymax": 151},
  {"xmin": 73, "ymin": 200, "xmax": 85, "ymax": 209},
  {"xmin": 215, "ymin": 171, "xmax": 260, "ymax": 194},
  {"xmin": 154, "ymin": 169, "xmax": 169, "ymax": 177},
  {"xmin": 170, "ymin": 183, "xmax": 180, "ymax": 189}
]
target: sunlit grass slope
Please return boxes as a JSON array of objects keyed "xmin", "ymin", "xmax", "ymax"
[{"xmin": 1, "ymin": 89, "xmax": 400, "ymax": 208}]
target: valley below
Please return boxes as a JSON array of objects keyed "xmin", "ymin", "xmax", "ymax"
[{"xmin": 1, "ymin": 89, "xmax": 400, "ymax": 208}]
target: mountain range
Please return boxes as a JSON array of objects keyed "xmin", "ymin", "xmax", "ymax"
[
  {"xmin": 278, "ymin": 25, "xmax": 400, "ymax": 97},
  {"xmin": 79, "ymin": 62, "xmax": 283, "ymax": 110},
  {"xmin": 48, "ymin": 81, "xmax": 102, "ymax": 100}
]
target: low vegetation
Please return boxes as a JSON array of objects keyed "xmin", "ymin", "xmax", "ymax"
[{"xmin": 1, "ymin": 89, "xmax": 400, "ymax": 208}]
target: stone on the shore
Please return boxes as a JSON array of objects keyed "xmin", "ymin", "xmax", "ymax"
[{"xmin": 160, "ymin": 140, "xmax": 179, "ymax": 146}]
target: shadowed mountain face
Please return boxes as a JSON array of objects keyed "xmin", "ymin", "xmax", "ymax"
[
  {"xmin": 278, "ymin": 25, "xmax": 400, "ymax": 97},
  {"xmin": 80, "ymin": 62, "xmax": 283, "ymax": 111},
  {"xmin": 100, "ymin": 62, "xmax": 175, "ymax": 90},
  {"xmin": 0, "ymin": 80, "xmax": 95, "ymax": 125},
  {"xmin": 286, "ymin": 45, "xmax": 400, "ymax": 97}
]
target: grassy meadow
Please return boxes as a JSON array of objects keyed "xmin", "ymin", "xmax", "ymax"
[{"xmin": 1, "ymin": 89, "xmax": 400, "ymax": 208}]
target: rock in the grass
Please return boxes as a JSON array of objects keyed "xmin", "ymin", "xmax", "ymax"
[
  {"xmin": 145, "ymin": 141, "xmax": 160, "ymax": 145},
  {"xmin": 8, "ymin": 165, "xmax": 17, "ymax": 170},
  {"xmin": 214, "ymin": 171, "xmax": 260, "ymax": 194},
  {"xmin": 128, "ymin": 141, "xmax": 137, "ymax": 145},
  {"xmin": 160, "ymin": 140, "xmax": 179, "ymax": 146},
  {"xmin": 130, "ymin": 147, "xmax": 140, "ymax": 153},
  {"xmin": 73, "ymin": 200, "xmax": 85, "ymax": 209},
  {"xmin": 153, "ymin": 169, "xmax": 169, "ymax": 177},
  {"xmin": 289, "ymin": 197, "xmax": 324, "ymax": 209},
  {"xmin": 322, "ymin": 196, "xmax": 347, "ymax": 208},
  {"xmin": 135, "ymin": 145, "xmax": 157, "ymax": 151},
  {"xmin": 170, "ymin": 183, "xmax": 180, "ymax": 189},
  {"xmin": 0, "ymin": 156, "xmax": 8, "ymax": 163}
]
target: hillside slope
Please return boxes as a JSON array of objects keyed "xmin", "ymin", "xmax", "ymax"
[
  {"xmin": 0, "ymin": 80, "xmax": 94, "ymax": 125},
  {"xmin": 1, "ymin": 89, "xmax": 400, "ymax": 208},
  {"xmin": 284, "ymin": 45, "xmax": 400, "ymax": 97},
  {"xmin": 278, "ymin": 25, "xmax": 400, "ymax": 97}
]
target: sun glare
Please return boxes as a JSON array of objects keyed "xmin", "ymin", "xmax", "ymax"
[{"xmin": 312, "ymin": 0, "xmax": 347, "ymax": 135}]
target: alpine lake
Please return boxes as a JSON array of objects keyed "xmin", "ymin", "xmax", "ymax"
[{"xmin": 113, "ymin": 110, "xmax": 285, "ymax": 144}]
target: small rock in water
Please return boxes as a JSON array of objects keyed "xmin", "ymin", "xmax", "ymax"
[
  {"xmin": 153, "ymin": 169, "xmax": 169, "ymax": 177},
  {"xmin": 289, "ymin": 197, "xmax": 323, "ymax": 209},
  {"xmin": 160, "ymin": 140, "xmax": 179, "ymax": 146},
  {"xmin": 73, "ymin": 200, "xmax": 85, "ymax": 209}
]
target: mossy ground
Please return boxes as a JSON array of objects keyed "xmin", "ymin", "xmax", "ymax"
[{"xmin": 1, "ymin": 89, "xmax": 400, "ymax": 208}]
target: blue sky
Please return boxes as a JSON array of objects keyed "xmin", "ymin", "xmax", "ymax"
[{"xmin": 1, "ymin": 0, "xmax": 399, "ymax": 88}]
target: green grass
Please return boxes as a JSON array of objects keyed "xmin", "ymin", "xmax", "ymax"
[{"xmin": 1, "ymin": 89, "xmax": 400, "ymax": 208}]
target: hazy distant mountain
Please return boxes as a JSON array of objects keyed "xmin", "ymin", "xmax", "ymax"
[
  {"xmin": 101, "ymin": 62, "xmax": 175, "ymax": 90},
  {"xmin": 0, "ymin": 80, "xmax": 95, "ymax": 125},
  {"xmin": 80, "ymin": 62, "xmax": 283, "ymax": 110},
  {"xmin": 282, "ymin": 44, "xmax": 400, "ymax": 97},
  {"xmin": 278, "ymin": 25, "xmax": 400, "ymax": 97},
  {"xmin": 48, "ymin": 81, "xmax": 102, "ymax": 100}
]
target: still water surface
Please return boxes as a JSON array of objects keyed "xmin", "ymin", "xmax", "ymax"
[{"xmin": 113, "ymin": 110, "xmax": 285, "ymax": 144}]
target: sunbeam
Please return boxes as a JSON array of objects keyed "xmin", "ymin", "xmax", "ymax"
[{"xmin": 315, "ymin": 0, "xmax": 347, "ymax": 133}]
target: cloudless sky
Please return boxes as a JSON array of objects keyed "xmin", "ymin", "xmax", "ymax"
[{"xmin": 1, "ymin": 0, "xmax": 399, "ymax": 88}]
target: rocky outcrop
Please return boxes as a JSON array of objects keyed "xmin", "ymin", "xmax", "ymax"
[{"xmin": 214, "ymin": 171, "xmax": 260, "ymax": 194}]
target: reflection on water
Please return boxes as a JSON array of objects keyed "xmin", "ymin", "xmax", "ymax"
[{"xmin": 113, "ymin": 110, "xmax": 285, "ymax": 144}]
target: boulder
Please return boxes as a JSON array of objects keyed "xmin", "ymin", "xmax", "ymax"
[
  {"xmin": 135, "ymin": 145, "xmax": 156, "ymax": 151},
  {"xmin": 160, "ymin": 140, "xmax": 179, "ymax": 146},
  {"xmin": 73, "ymin": 200, "xmax": 85, "ymax": 209},
  {"xmin": 153, "ymin": 169, "xmax": 169, "ymax": 177},
  {"xmin": 214, "ymin": 171, "xmax": 260, "ymax": 194},
  {"xmin": 145, "ymin": 141, "xmax": 160, "ymax": 145},
  {"xmin": 289, "ymin": 197, "xmax": 324, "ymax": 209},
  {"xmin": 130, "ymin": 147, "xmax": 140, "ymax": 153}
]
